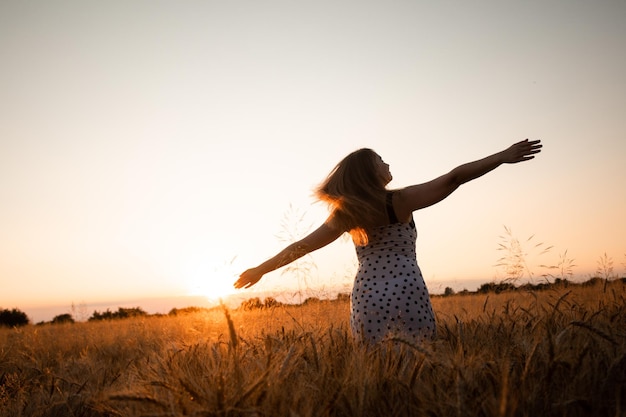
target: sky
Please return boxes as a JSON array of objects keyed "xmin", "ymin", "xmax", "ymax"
[{"xmin": 1, "ymin": 0, "xmax": 625, "ymax": 322}]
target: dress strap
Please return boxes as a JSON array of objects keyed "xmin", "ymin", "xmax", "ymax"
[{"xmin": 386, "ymin": 192, "xmax": 399, "ymax": 224}]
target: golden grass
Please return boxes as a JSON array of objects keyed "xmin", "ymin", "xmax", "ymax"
[{"xmin": 1, "ymin": 280, "xmax": 625, "ymax": 417}]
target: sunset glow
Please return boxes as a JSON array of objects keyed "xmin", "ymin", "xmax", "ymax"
[
  {"xmin": 184, "ymin": 263, "xmax": 240, "ymax": 303},
  {"xmin": 1, "ymin": 0, "xmax": 624, "ymax": 323}
]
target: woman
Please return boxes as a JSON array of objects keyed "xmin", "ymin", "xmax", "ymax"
[{"xmin": 234, "ymin": 139, "xmax": 542, "ymax": 343}]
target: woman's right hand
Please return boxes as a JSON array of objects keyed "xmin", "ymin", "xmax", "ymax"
[{"xmin": 234, "ymin": 267, "xmax": 264, "ymax": 289}]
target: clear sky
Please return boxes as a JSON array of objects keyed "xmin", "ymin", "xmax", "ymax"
[{"xmin": 1, "ymin": 0, "xmax": 625, "ymax": 320}]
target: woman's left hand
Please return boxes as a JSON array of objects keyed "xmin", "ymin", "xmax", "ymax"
[
  {"xmin": 234, "ymin": 267, "xmax": 264, "ymax": 289},
  {"xmin": 502, "ymin": 139, "xmax": 542, "ymax": 163}
]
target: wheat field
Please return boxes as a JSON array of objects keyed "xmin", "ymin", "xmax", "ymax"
[{"xmin": 1, "ymin": 280, "xmax": 625, "ymax": 417}]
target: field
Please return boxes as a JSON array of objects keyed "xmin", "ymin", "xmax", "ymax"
[{"xmin": 1, "ymin": 280, "xmax": 625, "ymax": 417}]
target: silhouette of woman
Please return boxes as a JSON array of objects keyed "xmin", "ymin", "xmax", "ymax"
[{"xmin": 234, "ymin": 139, "xmax": 542, "ymax": 343}]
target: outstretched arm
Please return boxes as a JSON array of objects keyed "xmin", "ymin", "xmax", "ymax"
[
  {"xmin": 234, "ymin": 220, "xmax": 344, "ymax": 289},
  {"xmin": 396, "ymin": 139, "xmax": 542, "ymax": 215}
]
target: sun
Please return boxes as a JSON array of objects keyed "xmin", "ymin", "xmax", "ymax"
[
  {"xmin": 184, "ymin": 258, "xmax": 241, "ymax": 302},
  {"xmin": 187, "ymin": 276, "xmax": 237, "ymax": 301}
]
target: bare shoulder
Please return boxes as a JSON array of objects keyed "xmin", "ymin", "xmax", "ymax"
[{"xmin": 390, "ymin": 188, "xmax": 415, "ymax": 223}]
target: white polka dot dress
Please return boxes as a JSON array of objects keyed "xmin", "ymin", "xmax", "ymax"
[{"xmin": 350, "ymin": 193, "xmax": 436, "ymax": 344}]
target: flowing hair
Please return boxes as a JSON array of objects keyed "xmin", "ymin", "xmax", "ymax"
[{"xmin": 315, "ymin": 148, "xmax": 387, "ymax": 245}]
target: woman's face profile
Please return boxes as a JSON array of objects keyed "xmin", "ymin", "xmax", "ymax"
[{"xmin": 374, "ymin": 154, "xmax": 392, "ymax": 185}]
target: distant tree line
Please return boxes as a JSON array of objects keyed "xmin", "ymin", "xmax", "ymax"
[
  {"xmin": 0, "ymin": 306, "xmax": 149, "ymax": 327},
  {"xmin": 51, "ymin": 313, "xmax": 75, "ymax": 324},
  {"xmin": 0, "ymin": 308, "xmax": 29, "ymax": 327},
  {"xmin": 238, "ymin": 297, "xmax": 282, "ymax": 310},
  {"xmin": 88, "ymin": 307, "xmax": 148, "ymax": 321},
  {"xmin": 437, "ymin": 276, "xmax": 626, "ymax": 297},
  {"xmin": 3, "ymin": 277, "xmax": 624, "ymax": 327}
]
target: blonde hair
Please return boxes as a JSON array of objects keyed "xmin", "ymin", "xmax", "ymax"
[{"xmin": 315, "ymin": 148, "xmax": 387, "ymax": 245}]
